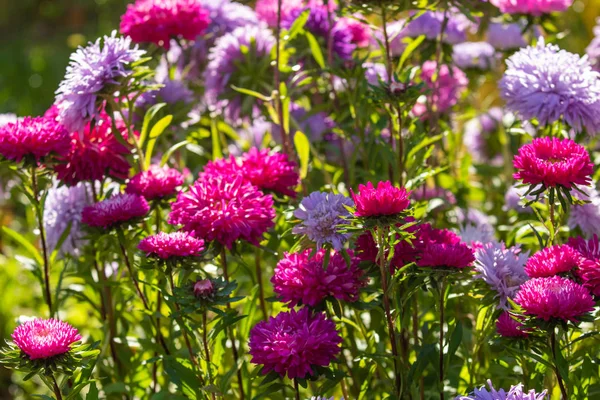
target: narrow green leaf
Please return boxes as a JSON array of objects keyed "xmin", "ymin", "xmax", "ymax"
[
  {"xmin": 305, "ymin": 32, "xmax": 325, "ymax": 68},
  {"xmin": 2, "ymin": 226, "xmax": 43, "ymax": 266},
  {"xmin": 144, "ymin": 115, "xmax": 173, "ymax": 168},
  {"xmin": 293, "ymin": 131, "xmax": 310, "ymax": 179}
]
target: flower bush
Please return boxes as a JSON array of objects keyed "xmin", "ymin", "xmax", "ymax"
[{"xmin": 3, "ymin": 0, "xmax": 600, "ymax": 399}]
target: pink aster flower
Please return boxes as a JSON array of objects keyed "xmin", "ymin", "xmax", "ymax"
[
  {"xmin": 12, "ymin": 318, "xmax": 81, "ymax": 360},
  {"xmin": 126, "ymin": 164, "xmax": 184, "ymax": 200},
  {"xmin": 513, "ymin": 137, "xmax": 593, "ymax": 189},
  {"xmin": 82, "ymin": 193, "xmax": 150, "ymax": 229},
  {"xmin": 412, "ymin": 61, "xmax": 468, "ymax": 117},
  {"xmin": 568, "ymin": 235, "xmax": 600, "ymax": 261},
  {"xmin": 249, "ymin": 308, "xmax": 342, "ymax": 379},
  {"xmin": 255, "ymin": 0, "xmax": 303, "ymax": 27},
  {"xmin": 168, "ymin": 175, "xmax": 275, "ymax": 248},
  {"xmin": 0, "ymin": 117, "xmax": 70, "ymax": 163},
  {"xmin": 490, "ymin": 0, "xmax": 573, "ymax": 15},
  {"xmin": 351, "ymin": 181, "xmax": 410, "ymax": 217},
  {"xmin": 138, "ymin": 231, "xmax": 205, "ymax": 259},
  {"xmin": 201, "ymin": 148, "xmax": 299, "ymax": 197},
  {"xmin": 119, "ymin": 0, "xmax": 211, "ymax": 49},
  {"xmin": 496, "ymin": 312, "xmax": 529, "ymax": 338},
  {"xmin": 515, "ymin": 276, "xmax": 595, "ymax": 321},
  {"xmin": 524, "ymin": 244, "xmax": 581, "ymax": 278},
  {"xmin": 417, "ymin": 242, "xmax": 475, "ymax": 269},
  {"xmin": 338, "ymin": 16, "xmax": 371, "ymax": 48},
  {"xmin": 194, "ymin": 279, "xmax": 215, "ymax": 298},
  {"xmin": 576, "ymin": 258, "xmax": 600, "ymax": 296},
  {"xmin": 272, "ymin": 249, "xmax": 367, "ymax": 307},
  {"xmin": 53, "ymin": 113, "xmax": 132, "ymax": 186}
]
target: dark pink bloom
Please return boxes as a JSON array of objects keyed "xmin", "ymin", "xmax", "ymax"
[
  {"xmin": 194, "ymin": 279, "xmax": 215, "ymax": 298},
  {"xmin": 120, "ymin": 0, "xmax": 210, "ymax": 49},
  {"xmin": 126, "ymin": 164, "xmax": 184, "ymax": 200},
  {"xmin": 416, "ymin": 242, "xmax": 475, "ymax": 269},
  {"xmin": 12, "ymin": 318, "xmax": 81, "ymax": 360},
  {"xmin": 0, "ymin": 117, "xmax": 70, "ymax": 163},
  {"xmin": 513, "ymin": 137, "xmax": 593, "ymax": 189},
  {"xmin": 338, "ymin": 16, "xmax": 371, "ymax": 47},
  {"xmin": 351, "ymin": 181, "xmax": 410, "ymax": 217},
  {"xmin": 272, "ymin": 249, "xmax": 367, "ymax": 307},
  {"xmin": 168, "ymin": 175, "xmax": 275, "ymax": 248},
  {"xmin": 54, "ymin": 114, "xmax": 132, "ymax": 186},
  {"xmin": 82, "ymin": 193, "xmax": 150, "ymax": 229},
  {"xmin": 249, "ymin": 308, "xmax": 342, "ymax": 379},
  {"xmin": 567, "ymin": 235, "xmax": 600, "ymax": 261},
  {"xmin": 496, "ymin": 312, "xmax": 529, "ymax": 338},
  {"xmin": 524, "ymin": 244, "xmax": 581, "ymax": 278},
  {"xmin": 138, "ymin": 231, "xmax": 205, "ymax": 259},
  {"xmin": 413, "ymin": 61, "xmax": 468, "ymax": 116},
  {"xmin": 515, "ymin": 276, "xmax": 595, "ymax": 321},
  {"xmin": 576, "ymin": 258, "xmax": 600, "ymax": 296},
  {"xmin": 201, "ymin": 148, "xmax": 299, "ymax": 197}
]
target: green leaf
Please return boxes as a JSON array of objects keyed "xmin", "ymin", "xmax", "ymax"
[
  {"xmin": 2, "ymin": 226, "xmax": 43, "ymax": 266},
  {"xmin": 294, "ymin": 131, "xmax": 310, "ymax": 179},
  {"xmin": 139, "ymin": 103, "xmax": 167, "ymax": 147},
  {"xmin": 230, "ymin": 85, "xmax": 272, "ymax": 101},
  {"xmin": 305, "ymin": 32, "xmax": 325, "ymax": 68},
  {"xmin": 144, "ymin": 115, "xmax": 173, "ymax": 168},
  {"xmin": 160, "ymin": 140, "xmax": 189, "ymax": 166},
  {"xmin": 398, "ymin": 35, "xmax": 425, "ymax": 71},
  {"xmin": 211, "ymin": 119, "xmax": 223, "ymax": 160},
  {"xmin": 287, "ymin": 9, "xmax": 309, "ymax": 40}
]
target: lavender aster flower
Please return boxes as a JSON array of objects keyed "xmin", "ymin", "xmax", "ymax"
[
  {"xmin": 487, "ymin": 23, "xmax": 528, "ymax": 50},
  {"xmin": 56, "ymin": 31, "xmax": 145, "ymax": 133},
  {"xmin": 569, "ymin": 184, "xmax": 600, "ymax": 237},
  {"xmin": 201, "ymin": 0, "xmax": 258, "ymax": 38},
  {"xmin": 43, "ymin": 183, "xmax": 92, "ymax": 256},
  {"xmin": 504, "ymin": 184, "xmax": 534, "ymax": 213},
  {"xmin": 456, "ymin": 380, "xmax": 547, "ymax": 400},
  {"xmin": 586, "ymin": 18, "xmax": 600, "ymax": 71},
  {"xmin": 499, "ymin": 39, "xmax": 600, "ymax": 134},
  {"xmin": 364, "ymin": 62, "xmax": 388, "ymax": 86},
  {"xmin": 204, "ymin": 25, "xmax": 275, "ymax": 123},
  {"xmin": 474, "ymin": 241, "xmax": 530, "ymax": 309},
  {"xmin": 463, "ymin": 108, "xmax": 505, "ymax": 165},
  {"xmin": 403, "ymin": 10, "xmax": 475, "ymax": 45},
  {"xmin": 453, "ymin": 42, "xmax": 497, "ymax": 70},
  {"xmin": 292, "ymin": 192, "xmax": 354, "ymax": 250}
]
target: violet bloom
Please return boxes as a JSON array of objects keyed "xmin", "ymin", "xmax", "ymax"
[
  {"xmin": 586, "ymin": 18, "xmax": 600, "ymax": 70},
  {"xmin": 12, "ymin": 319, "xmax": 82, "ymax": 360},
  {"xmin": 568, "ymin": 184, "xmax": 600, "ymax": 237},
  {"xmin": 499, "ymin": 39, "xmax": 600, "ymax": 134},
  {"xmin": 455, "ymin": 208, "xmax": 495, "ymax": 248},
  {"xmin": 293, "ymin": 191, "xmax": 353, "ymax": 250},
  {"xmin": 453, "ymin": 42, "xmax": 497, "ymax": 70},
  {"xmin": 255, "ymin": 0, "xmax": 304, "ymax": 27},
  {"xmin": 463, "ymin": 108, "xmax": 505, "ymax": 165},
  {"xmin": 364, "ymin": 62, "xmax": 389, "ymax": 86},
  {"xmin": 413, "ymin": 61, "xmax": 468, "ymax": 116},
  {"xmin": 456, "ymin": 380, "xmax": 547, "ymax": 400},
  {"xmin": 487, "ymin": 23, "xmax": 528, "ymax": 51},
  {"xmin": 403, "ymin": 10, "xmax": 475, "ymax": 45},
  {"xmin": 504, "ymin": 184, "xmax": 534, "ymax": 213},
  {"xmin": 55, "ymin": 32, "xmax": 145, "ymax": 133},
  {"xmin": 474, "ymin": 241, "xmax": 530, "ymax": 309}
]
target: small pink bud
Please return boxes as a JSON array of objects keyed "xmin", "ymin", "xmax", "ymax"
[{"xmin": 193, "ymin": 279, "xmax": 214, "ymax": 298}]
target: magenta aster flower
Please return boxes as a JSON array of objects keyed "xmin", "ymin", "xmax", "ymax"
[
  {"xmin": 338, "ymin": 16, "xmax": 371, "ymax": 48},
  {"xmin": 119, "ymin": 0, "xmax": 210, "ymax": 49},
  {"xmin": 351, "ymin": 181, "xmax": 410, "ymax": 217},
  {"xmin": 249, "ymin": 308, "xmax": 342, "ymax": 379},
  {"xmin": 496, "ymin": 312, "xmax": 529, "ymax": 338},
  {"xmin": 576, "ymin": 258, "xmax": 600, "ymax": 296},
  {"xmin": 490, "ymin": 0, "xmax": 572, "ymax": 15},
  {"xmin": 515, "ymin": 276, "xmax": 595, "ymax": 321},
  {"xmin": 82, "ymin": 193, "xmax": 150, "ymax": 229},
  {"xmin": 54, "ymin": 113, "xmax": 132, "ymax": 186},
  {"xmin": 138, "ymin": 232, "xmax": 205, "ymax": 259},
  {"xmin": 201, "ymin": 148, "xmax": 299, "ymax": 197},
  {"xmin": 524, "ymin": 244, "xmax": 581, "ymax": 278},
  {"xmin": 126, "ymin": 164, "xmax": 184, "ymax": 200},
  {"xmin": 194, "ymin": 279, "xmax": 215, "ymax": 298},
  {"xmin": 417, "ymin": 242, "xmax": 475, "ymax": 269},
  {"xmin": 11, "ymin": 318, "xmax": 81, "ymax": 360},
  {"xmin": 568, "ymin": 235, "xmax": 600, "ymax": 261},
  {"xmin": 413, "ymin": 61, "xmax": 468, "ymax": 116},
  {"xmin": 513, "ymin": 137, "xmax": 593, "ymax": 189},
  {"xmin": 0, "ymin": 117, "xmax": 70, "ymax": 163},
  {"xmin": 272, "ymin": 249, "xmax": 366, "ymax": 307},
  {"xmin": 255, "ymin": 0, "xmax": 304, "ymax": 27},
  {"xmin": 168, "ymin": 175, "xmax": 275, "ymax": 248}
]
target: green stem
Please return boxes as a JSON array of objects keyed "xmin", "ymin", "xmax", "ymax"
[
  {"xmin": 439, "ymin": 279, "xmax": 446, "ymax": 400},
  {"xmin": 294, "ymin": 378, "xmax": 300, "ymax": 400},
  {"xmin": 255, "ymin": 247, "xmax": 268, "ymax": 320},
  {"xmin": 203, "ymin": 310, "xmax": 216, "ymax": 400},
  {"xmin": 550, "ymin": 329, "xmax": 568, "ymax": 399},
  {"xmin": 51, "ymin": 374, "xmax": 63, "ymax": 400}
]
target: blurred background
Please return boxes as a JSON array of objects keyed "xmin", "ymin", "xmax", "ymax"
[{"xmin": 1, "ymin": 0, "xmax": 600, "ymax": 117}]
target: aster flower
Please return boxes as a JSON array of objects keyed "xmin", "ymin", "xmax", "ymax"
[
  {"xmin": 53, "ymin": 113, "xmax": 132, "ymax": 186},
  {"xmin": 515, "ymin": 276, "xmax": 595, "ymax": 321},
  {"xmin": 567, "ymin": 235, "xmax": 600, "ymax": 261},
  {"xmin": 453, "ymin": 42, "xmax": 497, "ymax": 70},
  {"xmin": 204, "ymin": 25, "xmax": 275, "ymax": 122},
  {"xmin": 499, "ymin": 39, "xmax": 600, "ymax": 134},
  {"xmin": 364, "ymin": 62, "xmax": 389, "ymax": 86},
  {"xmin": 138, "ymin": 232, "xmax": 205, "ymax": 259},
  {"xmin": 136, "ymin": 78, "xmax": 194, "ymax": 113},
  {"xmin": 496, "ymin": 312, "xmax": 529, "ymax": 338},
  {"xmin": 82, "ymin": 193, "xmax": 150, "ymax": 229},
  {"xmin": 0, "ymin": 113, "xmax": 17, "ymax": 127},
  {"xmin": 193, "ymin": 279, "xmax": 215, "ymax": 299},
  {"xmin": 490, "ymin": 0, "xmax": 572, "ymax": 15},
  {"xmin": 0, "ymin": 117, "xmax": 70, "ymax": 163},
  {"xmin": 126, "ymin": 164, "xmax": 184, "ymax": 200},
  {"xmin": 456, "ymin": 380, "xmax": 547, "ymax": 400},
  {"xmin": 351, "ymin": 181, "xmax": 410, "ymax": 218},
  {"xmin": 417, "ymin": 242, "xmax": 475, "ymax": 269},
  {"xmin": 524, "ymin": 244, "xmax": 581, "ymax": 278},
  {"xmin": 586, "ymin": 18, "xmax": 600, "ymax": 70},
  {"xmin": 474, "ymin": 241, "xmax": 530, "ymax": 309},
  {"xmin": 201, "ymin": 148, "xmax": 299, "ymax": 197},
  {"xmin": 55, "ymin": 32, "xmax": 145, "ymax": 133},
  {"xmin": 504, "ymin": 185, "xmax": 534, "ymax": 213},
  {"xmin": 487, "ymin": 23, "xmax": 528, "ymax": 51},
  {"xmin": 463, "ymin": 108, "xmax": 505, "ymax": 165},
  {"xmin": 292, "ymin": 191, "xmax": 353, "ymax": 250},
  {"xmin": 338, "ymin": 15, "xmax": 371, "ymax": 48},
  {"xmin": 255, "ymin": 0, "xmax": 304, "ymax": 27},
  {"xmin": 576, "ymin": 258, "xmax": 600, "ymax": 296},
  {"xmin": 11, "ymin": 319, "xmax": 81, "ymax": 360},
  {"xmin": 401, "ymin": 10, "xmax": 475, "ymax": 45},
  {"xmin": 168, "ymin": 175, "xmax": 275, "ymax": 248},
  {"xmin": 249, "ymin": 308, "xmax": 342, "ymax": 379},
  {"xmin": 272, "ymin": 249, "xmax": 366, "ymax": 307},
  {"xmin": 119, "ymin": 0, "xmax": 210, "ymax": 48},
  {"xmin": 568, "ymin": 184, "xmax": 600, "ymax": 237},
  {"xmin": 413, "ymin": 61, "xmax": 468, "ymax": 116},
  {"xmin": 513, "ymin": 137, "xmax": 593, "ymax": 189},
  {"xmin": 44, "ymin": 183, "xmax": 92, "ymax": 257}
]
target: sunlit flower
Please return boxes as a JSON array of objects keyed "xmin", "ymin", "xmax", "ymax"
[
  {"xmin": 0, "ymin": 117, "xmax": 70, "ymax": 163},
  {"xmin": 496, "ymin": 312, "xmax": 529, "ymax": 338},
  {"xmin": 524, "ymin": 244, "xmax": 581, "ymax": 278},
  {"xmin": 82, "ymin": 193, "xmax": 150, "ymax": 229},
  {"xmin": 456, "ymin": 379, "xmax": 547, "ymax": 400},
  {"xmin": 138, "ymin": 232, "xmax": 205, "ymax": 259},
  {"xmin": 351, "ymin": 181, "xmax": 410, "ymax": 218},
  {"xmin": 490, "ymin": 0, "xmax": 572, "ymax": 15},
  {"xmin": 126, "ymin": 164, "xmax": 184, "ymax": 200},
  {"xmin": 12, "ymin": 319, "xmax": 81, "ymax": 360}
]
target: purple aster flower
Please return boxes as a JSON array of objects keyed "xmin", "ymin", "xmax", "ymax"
[
  {"xmin": 487, "ymin": 23, "xmax": 528, "ymax": 50},
  {"xmin": 463, "ymin": 107, "xmax": 505, "ymax": 165},
  {"xmin": 504, "ymin": 184, "xmax": 534, "ymax": 213},
  {"xmin": 456, "ymin": 380, "xmax": 547, "ymax": 400},
  {"xmin": 364, "ymin": 62, "xmax": 389, "ymax": 86},
  {"xmin": 204, "ymin": 25, "xmax": 275, "ymax": 123},
  {"xmin": 137, "ymin": 79, "xmax": 194, "ymax": 112},
  {"xmin": 201, "ymin": 0, "xmax": 258, "ymax": 38},
  {"xmin": 586, "ymin": 18, "xmax": 600, "ymax": 71},
  {"xmin": 43, "ymin": 182, "xmax": 92, "ymax": 257},
  {"xmin": 569, "ymin": 183, "xmax": 600, "ymax": 237},
  {"xmin": 371, "ymin": 20, "xmax": 407, "ymax": 57},
  {"xmin": 403, "ymin": 10, "xmax": 475, "ymax": 45},
  {"xmin": 55, "ymin": 31, "xmax": 145, "ymax": 133},
  {"xmin": 292, "ymin": 191, "xmax": 354, "ymax": 250},
  {"xmin": 453, "ymin": 42, "xmax": 497, "ymax": 70},
  {"xmin": 473, "ymin": 241, "xmax": 530, "ymax": 309},
  {"xmin": 499, "ymin": 39, "xmax": 600, "ymax": 134}
]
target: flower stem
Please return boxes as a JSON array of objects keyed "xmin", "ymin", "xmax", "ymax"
[
  {"xmin": 30, "ymin": 166, "xmax": 53, "ymax": 317},
  {"xmin": 380, "ymin": 2, "xmax": 395, "ymax": 183},
  {"xmin": 550, "ymin": 329, "xmax": 569, "ymax": 399},
  {"xmin": 220, "ymin": 248, "xmax": 246, "ymax": 400},
  {"xmin": 274, "ymin": 0, "xmax": 292, "ymax": 159},
  {"xmin": 255, "ymin": 247, "xmax": 268, "ymax": 320},
  {"xmin": 294, "ymin": 378, "xmax": 300, "ymax": 400},
  {"xmin": 438, "ymin": 279, "xmax": 446, "ymax": 400},
  {"xmin": 51, "ymin": 374, "xmax": 63, "ymax": 400},
  {"xmin": 413, "ymin": 296, "xmax": 424, "ymax": 400},
  {"xmin": 203, "ymin": 310, "xmax": 216, "ymax": 400}
]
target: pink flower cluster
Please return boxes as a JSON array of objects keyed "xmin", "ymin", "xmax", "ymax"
[
  {"xmin": 12, "ymin": 318, "xmax": 81, "ymax": 360},
  {"xmin": 524, "ymin": 244, "xmax": 580, "ymax": 277},
  {"xmin": 351, "ymin": 181, "xmax": 410, "ymax": 217},
  {"xmin": 490, "ymin": 0, "xmax": 573, "ymax": 15},
  {"xmin": 496, "ymin": 312, "xmax": 528, "ymax": 338},
  {"xmin": 0, "ymin": 117, "xmax": 70, "ymax": 163},
  {"xmin": 126, "ymin": 164, "xmax": 184, "ymax": 200},
  {"xmin": 82, "ymin": 193, "xmax": 150, "ymax": 229},
  {"xmin": 272, "ymin": 249, "xmax": 367, "ymax": 307},
  {"xmin": 568, "ymin": 236, "xmax": 600, "ymax": 296},
  {"xmin": 138, "ymin": 231, "xmax": 205, "ymax": 259},
  {"xmin": 413, "ymin": 61, "xmax": 468, "ymax": 117}
]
